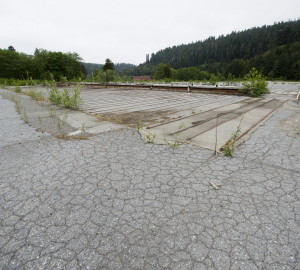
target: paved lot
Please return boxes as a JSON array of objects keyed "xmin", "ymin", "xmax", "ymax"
[
  {"xmin": 80, "ymin": 87, "xmax": 247, "ymax": 114},
  {"xmin": 0, "ymin": 89, "xmax": 300, "ymax": 269},
  {"xmin": 79, "ymin": 84, "xmax": 295, "ymax": 150}
]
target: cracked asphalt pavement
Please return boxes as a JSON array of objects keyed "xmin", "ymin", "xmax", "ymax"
[{"xmin": 0, "ymin": 96, "xmax": 300, "ymax": 269}]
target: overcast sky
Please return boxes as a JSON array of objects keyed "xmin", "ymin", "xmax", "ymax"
[{"xmin": 1, "ymin": 0, "xmax": 299, "ymax": 65}]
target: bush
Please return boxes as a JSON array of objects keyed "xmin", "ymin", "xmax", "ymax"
[
  {"xmin": 48, "ymin": 86, "xmax": 62, "ymax": 105},
  {"xmin": 242, "ymin": 68, "xmax": 269, "ymax": 97},
  {"xmin": 62, "ymin": 85, "xmax": 82, "ymax": 108},
  {"xmin": 209, "ymin": 74, "xmax": 218, "ymax": 85},
  {"xmin": 48, "ymin": 84, "xmax": 82, "ymax": 109}
]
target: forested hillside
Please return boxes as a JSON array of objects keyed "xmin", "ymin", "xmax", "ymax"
[{"xmin": 126, "ymin": 19, "xmax": 300, "ymax": 80}]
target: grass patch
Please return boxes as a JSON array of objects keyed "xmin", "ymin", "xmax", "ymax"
[
  {"xmin": 24, "ymin": 89, "xmax": 45, "ymax": 101},
  {"xmin": 14, "ymin": 86, "xmax": 22, "ymax": 93}
]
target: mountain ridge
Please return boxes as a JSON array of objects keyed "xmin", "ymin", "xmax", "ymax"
[{"xmin": 125, "ymin": 19, "xmax": 300, "ymax": 80}]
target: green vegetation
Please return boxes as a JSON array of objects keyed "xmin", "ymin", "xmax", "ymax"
[
  {"xmin": 164, "ymin": 124, "xmax": 185, "ymax": 150},
  {"xmin": 173, "ymin": 68, "xmax": 210, "ymax": 81},
  {"xmin": 102, "ymin": 58, "xmax": 114, "ymax": 71},
  {"xmin": 22, "ymin": 109, "xmax": 29, "ymax": 123},
  {"xmin": 136, "ymin": 120, "xmax": 142, "ymax": 132},
  {"xmin": 0, "ymin": 78, "xmax": 42, "ymax": 86},
  {"xmin": 154, "ymin": 63, "xmax": 172, "ymax": 80},
  {"xmin": 242, "ymin": 68, "xmax": 269, "ymax": 97},
  {"xmin": 80, "ymin": 123, "xmax": 86, "ymax": 137},
  {"xmin": 83, "ymin": 62, "xmax": 135, "ymax": 76},
  {"xmin": 49, "ymin": 86, "xmax": 62, "ymax": 105},
  {"xmin": 144, "ymin": 133, "xmax": 156, "ymax": 143},
  {"xmin": 24, "ymin": 89, "xmax": 45, "ymax": 101},
  {"xmin": 61, "ymin": 87, "xmax": 82, "ymax": 108},
  {"xmin": 14, "ymin": 86, "xmax": 22, "ymax": 93},
  {"xmin": 222, "ymin": 125, "xmax": 242, "ymax": 157},
  {"xmin": 87, "ymin": 59, "xmax": 133, "ymax": 83},
  {"xmin": 222, "ymin": 115, "xmax": 244, "ymax": 157},
  {"xmin": 48, "ymin": 84, "xmax": 82, "ymax": 109},
  {"xmin": 0, "ymin": 48, "xmax": 85, "ymax": 81},
  {"xmin": 2, "ymin": 19, "xmax": 299, "ymax": 84},
  {"xmin": 124, "ymin": 19, "xmax": 300, "ymax": 81}
]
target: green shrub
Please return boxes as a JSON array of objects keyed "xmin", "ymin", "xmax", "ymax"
[
  {"xmin": 241, "ymin": 67, "xmax": 269, "ymax": 97},
  {"xmin": 48, "ymin": 84, "xmax": 82, "ymax": 109},
  {"xmin": 61, "ymin": 89, "xmax": 72, "ymax": 108},
  {"xmin": 61, "ymin": 85, "xmax": 82, "ymax": 108},
  {"xmin": 48, "ymin": 86, "xmax": 62, "ymax": 105},
  {"xmin": 209, "ymin": 74, "xmax": 217, "ymax": 86}
]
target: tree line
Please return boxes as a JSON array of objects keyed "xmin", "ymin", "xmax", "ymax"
[
  {"xmin": 124, "ymin": 19, "xmax": 300, "ymax": 80},
  {"xmin": 0, "ymin": 49, "xmax": 134, "ymax": 84},
  {"xmin": 0, "ymin": 47, "xmax": 86, "ymax": 81}
]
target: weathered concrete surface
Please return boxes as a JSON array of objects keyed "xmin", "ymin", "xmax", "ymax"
[
  {"xmin": 0, "ymin": 93, "xmax": 300, "ymax": 269},
  {"xmin": 79, "ymin": 88, "xmax": 246, "ymax": 114},
  {"xmin": 141, "ymin": 98, "xmax": 285, "ymax": 150},
  {"xmin": 0, "ymin": 89, "xmax": 125, "ymax": 138}
]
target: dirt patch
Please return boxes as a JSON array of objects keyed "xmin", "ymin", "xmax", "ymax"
[
  {"xmin": 279, "ymin": 115, "xmax": 300, "ymax": 137},
  {"xmin": 95, "ymin": 110, "xmax": 175, "ymax": 127},
  {"xmin": 54, "ymin": 134, "xmax": 91, "ymax": 140}
]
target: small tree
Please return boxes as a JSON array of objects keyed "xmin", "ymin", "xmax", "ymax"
[
  {"xmin": 8, "ymin": 46, "xmax": 16, "ymax": 52},
  {"xmin": 102, "ymin": 58, "xmax": 114, "ymax": 71},
  {"xmin": 242, "ymin": 67, "xmax": 269, "ymax": 97}
]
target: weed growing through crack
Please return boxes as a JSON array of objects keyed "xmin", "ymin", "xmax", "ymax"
[
  {"xmin": 164, "ymin": 137, "xmax": 180, "ymax": 149},
  {"xmin": 14, "ymin": 97, "xmax": 22, "ymax": 113},
  {"xmin": 222, "ymin": 124, "xmax": 242, "ymax": 157},
  {"xmin": 7, "ymin": 94, "xmax": 22, "ymax": 113},
  {"xmin": 22, "ymin": 110, "xmax": 29, "ymax": 123},
  {"xmin": 222, "ymin": 111, "xmax": 245, "ymax": 157},
  {"xmin": 80, "ymin": 123, "xmax": 86, "ymax": 137},
  {"xmin": 164, "ymin": 123, "xmax": 185, "ymax": 149},
  {"xmin": 145, "ymin": 132, "xmax": 156, "ymax": 143},
  {"xmin": 178, "ymin": 123, "xmax": 185, "ymax": 131},
  {"xmin": 136, "ymin": 120, "xmax": 142, "ymax": 133},
  {"xmin": 25, "ymin": 89, "xmax": 45, "ymax": 101}
]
